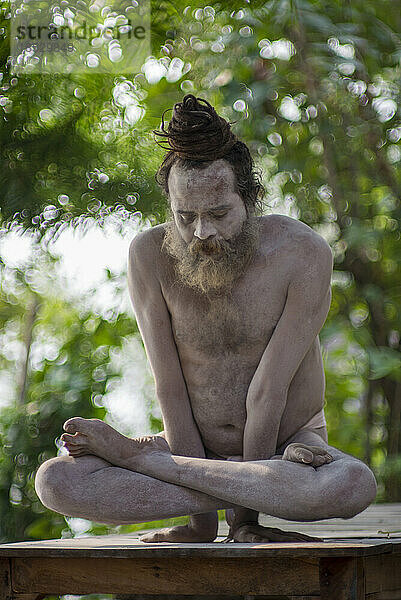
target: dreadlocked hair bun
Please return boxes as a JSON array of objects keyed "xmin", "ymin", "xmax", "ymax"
[{"xmin": 153, "ymin": 94, "xmax": 238, "ymax": 161}]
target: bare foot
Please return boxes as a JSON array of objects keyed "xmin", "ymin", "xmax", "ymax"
[
  {"xmin": 282, "ymin": 443, "xmax": 333, "ymax": 468},
  {"xmin": 60, "ymin": 417, "xmax": 170, "ymax": 469},
  {"xmin": 231, "ymin": 523, "xmax": 323, "ymax": 543},
  {"xmin": 141, "ymin": 512, "xmax": 218, "ymax": 543}
]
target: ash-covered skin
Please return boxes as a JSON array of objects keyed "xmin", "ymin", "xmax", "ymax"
[{"xmin": 35, "ymin": 95, "xmax": 377, "ymax": 544}]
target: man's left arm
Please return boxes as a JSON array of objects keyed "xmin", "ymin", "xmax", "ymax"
[{"xmin": 243, "ymin": 236, "xmax": 333, "ymax": 461}]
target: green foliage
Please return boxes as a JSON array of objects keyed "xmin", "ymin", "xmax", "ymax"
[
  {"xmin": 0, "ymin": 249, "xmax": 136, "ymax": 542},
  {"xmin": 0, "ymin": 0, "xmax": 401, "ymax": 551},
  {"xmin": 166, "ymin": 0, "xmax": 401, "ymax": 497}
]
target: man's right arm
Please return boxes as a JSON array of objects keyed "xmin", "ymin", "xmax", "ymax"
[{"xmin": 127, "ymin": 230, "xmax": 205, "ymax": 459}]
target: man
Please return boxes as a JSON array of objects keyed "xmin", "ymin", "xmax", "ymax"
[{"xmin": 35, "ymin": 94, "xmax": 377, "ymax": 543}]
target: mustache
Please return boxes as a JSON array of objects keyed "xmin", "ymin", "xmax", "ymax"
[
  {"xmin": 188, "ymin": 237, "xmax": 232, "ymax": 256},
  {"xmin": 162, "ymin": 215, "xmax": 261, "ymax": 294}
]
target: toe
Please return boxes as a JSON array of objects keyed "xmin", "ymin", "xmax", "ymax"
[
  {"xmin": 297, "ymin": 448, "xmax": 314, "ymax": 463},
  {"xmin": 63, "ymin": 417, "xmax": 90, "ymax": 434},
  {"xmin": 61, "ymin": 432, "xmax": 87, "ymax": 445},
  {"xmin": 313, "ymin": 453, "xmax": 333, "ymax": 467},
  {"xmin": 66, "ymin": 447, "xmax": 89, "ymax": 457},
  {"xmin": 63, "ymin": 417, "xmax": 82, "ymax": 433},
  {"xmin": 313, "ymin": 455, "xmax": 326, "ymax": 467}
]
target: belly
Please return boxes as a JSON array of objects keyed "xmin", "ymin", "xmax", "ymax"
[
  {"xmin": 180, "ymin": 352, "xmax": 258, "ymax": 456},
  {"xmin": 203, "ymin": 424, "xmax": 244, "ymax": 458},
  {"xmin": 180, "ymin": 338, "xmax": 326, "ymax": 458}
]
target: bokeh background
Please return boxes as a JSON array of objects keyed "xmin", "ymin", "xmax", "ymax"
[{"xmin": 0, "ymin": 0, "xmax": 400, "ymax": 577}]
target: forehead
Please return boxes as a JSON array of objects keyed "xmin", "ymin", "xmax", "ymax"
[{"xmin": 168, "ymin": 159, "xmax": 237, "ymax": 209}]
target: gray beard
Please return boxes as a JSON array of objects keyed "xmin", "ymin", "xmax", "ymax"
[{"xmin": 161, "ymin": 216, "xmax": 261, "ymax": 295}]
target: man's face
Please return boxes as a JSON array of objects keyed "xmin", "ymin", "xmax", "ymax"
[
  {"xmin": 163, "ymin": 159, "xmax": 260, "ymax": 294},
  {"xmin": 168, "ymin": 159, "xmax": 248, "ymax": 249}
]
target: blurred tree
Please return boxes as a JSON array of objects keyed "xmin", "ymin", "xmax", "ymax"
[
  {"xmin": 0, "ymin": 244, "xmax": 136, "ymax": 542},
  {"xmin": 0, "ymin": 0, "xmax": 400, "ymax": 526},
  {"xmin": 165, "ymin": 0, "xmax": 400, "ymax": 499},
  {"xmin": 0, "ymin": 6, "xmax": 164, "ymax": 231}
]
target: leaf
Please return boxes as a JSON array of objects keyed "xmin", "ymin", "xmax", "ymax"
[{"xmin": 367, "ymin": 347, "xmax": 401, "ymax": 380}]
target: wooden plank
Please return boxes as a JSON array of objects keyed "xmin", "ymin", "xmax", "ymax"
[
  {"xmin": 111, "ymin": 596, "xmax": 323, "ymax": 600},
  {"xmin": 366, "ymin": 593, "xmax": 401, "ymax": 600},
  {"xmin": 113, "ymin": 596, "xmax": 321, "ymax": 600},
  {"xmin": 0, "ymin": 558, "xmax": 12, "ymax": 600},
  {"xmin": 256, "ymin": 503, "xmax": 401, "ymax": 539},
  {"xmin": 113, "ymin": 596, "xmax": 246, "ymax": 600},
  {"xmin": 12, "ymin": 556, "xmax": 321, "ymax": 596},
  {"xmin": 0, "ymin": 538, "xmax": 397, "ymax": 559},
  {"xmin": 364, "ymin": 552, "xmax": 401, "ymax": 595},
  {"xmin": 319, "ymin": 557, "xmax": 365, "ymax": 600}
]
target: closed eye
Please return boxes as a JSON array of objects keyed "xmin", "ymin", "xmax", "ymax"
[
  {"xmin": 179, "ymin": 214, "xmax": 195, "ymax": 224},
  {"xmin": 210, "ymin": 212, "xmax": 228, "ymax": 219}
]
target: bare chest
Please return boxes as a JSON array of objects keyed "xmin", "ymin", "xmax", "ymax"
[{"xmin": 161, "ymin": 249, "xmax": 290, "ymax": 359}]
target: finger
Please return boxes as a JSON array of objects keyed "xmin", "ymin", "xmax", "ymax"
[
  {"xmin": 235, "ymin": 528, "xmax": 258, "ymax": 543},
  {"xmin": 294, "ymin": 533, "xmax": 323, "ymax": 542},
  {"xmin": 251, "ymin": 535, "xmax": 265, "ymax": 543},
  {"xmin": 279, "ymin": 528, "xmax": 321, "ymax": 541},
  {"xmin": 141, "ymin": 533, "xmax": 162, "ymax": 543},
  {"xmin": 245, "ymin": 527, "xmax": 280, "ymax": 543},
  {"xmin": 266, "ymin": 530, "xmax": 302, "ymax": 542},
  {"xmin": 270, "ymin": 528, "xmax": 322, "ymax": 543}
]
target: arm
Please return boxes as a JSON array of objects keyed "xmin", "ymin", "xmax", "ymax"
[
  {"xmin": 128, "ymin": 230, "xmax": 218, "ymax": 541},
  {"xmin": 243, "ymin": 236, "xmax": 333, "ymax": 461},
  {"xmin": 128, "ymin": 230, "xmax": 205, "ymax": 458}
]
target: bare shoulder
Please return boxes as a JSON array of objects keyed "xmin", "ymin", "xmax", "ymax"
[
  {"xmin": 259, "ymin": 214, "xmax": 332, "ymax": 264},
  {"xmin": 128, "ymin": 223, "xmax": 167, "ymax": 272}
]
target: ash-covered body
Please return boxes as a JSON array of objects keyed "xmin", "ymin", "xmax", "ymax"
[
  {"xmin": 158, "ymin": 214, "xmax": 325, "ymax": 458},
  {"xmin": 34, "ymin": 93, "xmax": 377, "ymax": 545}
]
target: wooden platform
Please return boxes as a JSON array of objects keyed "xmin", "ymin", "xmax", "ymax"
[{"xmin": 0, "ymin": 503, "xmax": 400, "ymax": 600}]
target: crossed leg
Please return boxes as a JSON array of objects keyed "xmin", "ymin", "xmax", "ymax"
[
  {"xmin": 35, "ymin": 418, "xmax": 377, "ymax": 540},
  {"xmin": 35, "ymin": 453, "xmax": 229, "ymax": 525}
]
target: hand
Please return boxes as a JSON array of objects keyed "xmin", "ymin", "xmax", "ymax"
[
  {"xmin": 230, "ymin": 523, "xmax": 323, "ymax": 543},
  {"xmin": 224, "ymin": 506, "xmax": 322, "ymax": 543},
  {"xmin": 282, "ymin": 442, "xmax": 333, "ymax": 467},
  {"xmin": 224, "ymin": 506, "xmax": 259, "ymax": 542},
  {"xmin": 140, "ymin": 511, "xmax": 218, "ymax": 543}
]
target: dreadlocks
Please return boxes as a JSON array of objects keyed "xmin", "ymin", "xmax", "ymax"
[{"xmin": 153, "ymin": 94, "xmax": 265, "ymax": 214}]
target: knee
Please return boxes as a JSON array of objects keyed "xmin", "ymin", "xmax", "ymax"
[
  {"xmin": 35, "ymin": 456, "xmax": 75, "ymax": 515},
  {"xmin": 342, "ymin": 461, "xmax": 377, "ymax": 518},
  {"xmin": 320, "ymin": 460, "xmax": 377, "ymax": 519}
]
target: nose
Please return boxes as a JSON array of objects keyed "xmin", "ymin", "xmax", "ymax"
[{"xmin": 193, "ymin": 217, "xmax": 217, "ymax": 240}]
